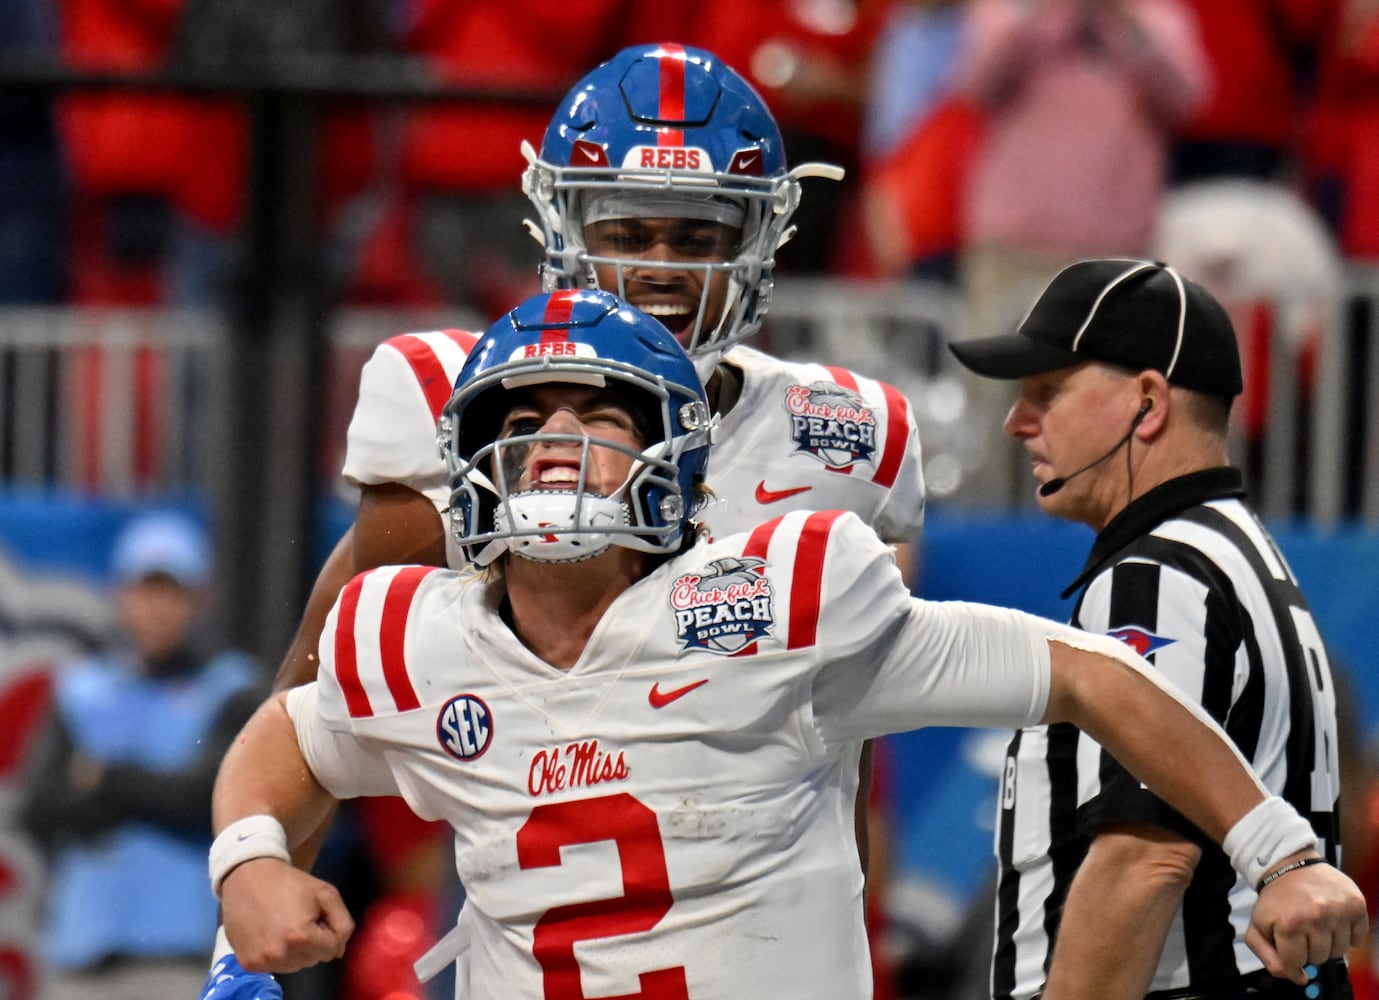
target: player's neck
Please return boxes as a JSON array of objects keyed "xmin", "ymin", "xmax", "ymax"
[{"xmin": 503, "ymin": 548, "xmax": 650, "ymax": 669}]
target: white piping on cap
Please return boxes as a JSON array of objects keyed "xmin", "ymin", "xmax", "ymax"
[
  {"xmin": 1068, "ymin": 258, "xmax": 1187, "ymax": 382},
  {"xmin": 1069, "ymin": 259, "xmax": 1157, "ymax": 354}
]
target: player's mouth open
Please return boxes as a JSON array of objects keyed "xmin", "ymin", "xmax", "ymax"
[
  {"xmin": 528, "ymin": 463, "xmax": 582, "ymax": 490},
  {"xmin": 635, "ymin": 302, "xmax": 694, "ymax": 335}
]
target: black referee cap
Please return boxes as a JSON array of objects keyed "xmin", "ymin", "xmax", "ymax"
[{"xmin": 949, "ymin": 258, "xmax": 1243, "ymax": 398}]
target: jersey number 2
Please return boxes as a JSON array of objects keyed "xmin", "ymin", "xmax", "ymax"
[{"xmin": 517, "ymin": 792, "xmax": 689, "ymax": 1000}]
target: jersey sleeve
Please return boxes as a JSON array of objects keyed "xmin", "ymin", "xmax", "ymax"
[
  {"xmin": 341, "ymin": 330, "xmax": 477, "ymax": 510},
  {"xmin": 1073, "ymin": 559, "xmax": 1232, "ymax": 842},
  {"xmin": 286, "ymin": 683, "xmax": 400, "ymax": 799},
  {"xmin": 868, "ymin": 386, "xmax": 926, "ymax": 544},
  {"xmin": 289, "ymin": 564, "xmax": 449, "ymax": 800},
  {"xmin": 802, "ymin": 512, "xmax": 1050, "ymax": 748}
]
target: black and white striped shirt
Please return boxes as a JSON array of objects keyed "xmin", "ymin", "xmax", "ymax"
[{"xmin": 992, "ymin": 468, "xmax": 1344, "ymax": 999}]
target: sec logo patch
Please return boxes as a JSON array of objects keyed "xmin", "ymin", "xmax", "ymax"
[{"xmin": 437, "ymin": 693, "xmax": 493, "ymax": 761}]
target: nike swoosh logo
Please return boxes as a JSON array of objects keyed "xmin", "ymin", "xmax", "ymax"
[
  {"xmin": 649, "ymin": 678, "xmax": 709, "ymax": 709},
  {"xmin": 755, "ymin": 481, "xmax": 813, "ymax": 504}
]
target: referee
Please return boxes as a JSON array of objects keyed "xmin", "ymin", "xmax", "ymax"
[{"xmin": 952, "ymin": 258, "xmax": 1351, "ymax": 1000}]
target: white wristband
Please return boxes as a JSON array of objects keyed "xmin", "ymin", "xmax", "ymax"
[
  {"xmin": 1221, "ymin": 796, "xmax": 1318, "ymax": 890},
  {"xmin": 209, "ymin": 814, "xmax": 290, "ymax": 900}
]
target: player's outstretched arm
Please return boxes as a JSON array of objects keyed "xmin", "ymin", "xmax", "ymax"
[
  {"xmin": 1042, "ymin": 638, "xmax": 1368, "ymax": 987},
  {"xmin": 1044, "ymin": 825, "xmax": 1200, "ymax": 1000},
  {"xmin": 211, "ymin": 694, "xmax": 354, "ymax": 974}
]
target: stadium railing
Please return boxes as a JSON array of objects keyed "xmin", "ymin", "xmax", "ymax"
[{"xmin": 0, "ymin": 274, "xmax": 1375, "ymax": 525}]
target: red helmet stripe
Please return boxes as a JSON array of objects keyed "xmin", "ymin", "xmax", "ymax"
[
  {"xmin": 657, "ymin": 44, "xmax": 686, "ymax": 147},
  {"xmin": 540, "ymin": 290, "xmax": 578, "ymax": 344}
]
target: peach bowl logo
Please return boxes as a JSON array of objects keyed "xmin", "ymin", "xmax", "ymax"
[
  {"xmin": 784, "ymin": 382, "xmax": 877, "ymax": 469},
  {"xmin": 669, "ymin": 557, "xmax": 775, "ymax": 655}
]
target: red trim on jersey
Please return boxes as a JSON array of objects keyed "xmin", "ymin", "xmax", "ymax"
[
  {"xmin": 824, "ymin": 366, "xmax": 859, "ymax": 392},
  {"xmin": 742, "ymin": 515, "xmax": 783, "ymax": 561},
  {"xmin": 335, "ymin": 574, "xmax": 371, "ymax": 718},
  {"xmin": 658, "ymin": 44, "xmax": 685, "ymax": 146},
  {"xmin": 377, "ymin": 566, "xmax": 434, "ymax": 712},
  {"xmin": 732, "ymin": 516, "xmax": 785, "ymax": 657},
  {"xmin": 822, "ymin": 366, "xmax": 861, "ymax": 474},
  {"xmin": 788, "ymin": 511, "xmax": 845, "ymax": 649},
  {"xmin": 823, "ymin": 367, "xmax": 910, "ymax": 486},
  {"xmin": 873, "ymin": 382, "xmax": 910, "ymax": 489},
  {"xmin": 386, "ymin": 330, "xmax": 478, "ymax": 422}
]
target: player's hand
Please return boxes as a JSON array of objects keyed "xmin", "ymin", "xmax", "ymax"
[
  {"xmin": 199, "ymin": 953, "xmax": 283, "ymax": 1000},
  {"xmin": 1245, "ymin": 856, "xmax": 1368, "ymax": 985},
  {"xmin": 221, "ymin": 857, "xmax": 355, "ymax": 973}
]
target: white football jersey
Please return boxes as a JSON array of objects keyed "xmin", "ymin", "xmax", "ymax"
[
  {"xmin": 341, "ymin": 339, "xmax": 925, "ymax": 544},
  {"xmin": 701, "ymin": 346, "xmax": 925, "ymax": 545},
  {"xmin": 288, "ymin": 512, "xmax": 1050, "ymax": 999},
  {"xmin": 342, "ymin": 328, "xmax": 480, "ymax": 511}
]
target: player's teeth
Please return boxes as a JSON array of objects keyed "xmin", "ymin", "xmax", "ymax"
[
  {"xmin": 640, "ymin": 304, "xmax": 689, "ymax": 317},
  {"xmin": 539, "ymin": 468, "xmax": 579, "ymax": 483}
]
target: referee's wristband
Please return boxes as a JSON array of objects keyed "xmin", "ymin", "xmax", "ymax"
[
  {"xmin": 1257, "ymin": 856, "xmax": 1328, "ymax": 893},
  {"xmin": 209, "ymin": 814, "xmax": 290, "ymax": 900},
  {"xmin": 1221, "ymin": 796, "xmax": 1318, "ymax": 890}
]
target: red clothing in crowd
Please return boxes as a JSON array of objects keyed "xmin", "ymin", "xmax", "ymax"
[
  {"xmin": 865, "ymin": 95, "xmax": 983, "ymax": 276},
  {"xmin": 953, "ymin": 0, "xmax": 1208, "ymax": 260},
  {"xmin": 400, "ymin": 1, "xmax": 691, "ymax": 196},
  {"xmin": 1306, "ymin": 1, "xmax": 1379, "ymax": 259},
  {"xmin": 1175, "ymin": 0, "xmax": 1331, "ymax": 154},
  {"xmin": 58, "ymin": 0, "xmax": 246, "ymax": 236}
]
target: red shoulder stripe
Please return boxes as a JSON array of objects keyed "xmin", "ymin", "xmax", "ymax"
[
  {"xmin": 822, "ymin": 367, "xmax": 862, "ymax": 474},
  {"xmin": 788, "ymin": 511, "xmax": 846, "ymax": 649},
  {"xmin": 377, "ymin": 566, "xmax": 436, "ymax": 712},
  {"xmin": 824, "ymin": 366, "xmax": 859, "ymax": 392},
  {"xmin": 872, "ymin": 382, "xmax": 910, "ymax": 489},
  {"xmin": 742, "ymin": 515, "xmax": 784, "ymax": 561},
  {"xmin": 334, "ymin": 574, "xmax": 371, "ymax": 718},
  {"xmin": 386, "ymin": 330, "xmax": 476, "ymax": 423},
  {"xmin": 732, "ymin": 516, "xmax": 785, "ymax": 658}
]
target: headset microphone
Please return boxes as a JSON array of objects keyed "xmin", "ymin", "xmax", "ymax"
[{"xmin": 1038, "ymin": 400, "xmax": 1152, "ymax": 498}]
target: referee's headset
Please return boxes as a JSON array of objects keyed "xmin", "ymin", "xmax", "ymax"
[{"xmin": 1038, "ymin": 398, "xmax": 1152, "ymax": 498}]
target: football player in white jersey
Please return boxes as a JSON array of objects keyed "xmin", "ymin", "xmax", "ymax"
[
  {"xmin": 276, "ymin": 42, "xmax": 922, "ymax": 696},
  {"xmin": 240, "ymin": 46, "xmax": 921, "ymax": 992},
  {"xmin": 209, "ymin": 290, "xmax": 1365, "ymax": 1000}
]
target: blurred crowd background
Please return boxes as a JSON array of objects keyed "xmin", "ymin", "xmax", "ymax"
[{"xmin": 3, "ymin": 1, "xmax": 1379, "ymax": 998}]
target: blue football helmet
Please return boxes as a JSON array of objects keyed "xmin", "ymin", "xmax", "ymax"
[
  {"xmin": 521, "ymin": 43, "xmax": 843, "ymax": 377},
  {"xmin": 439, "ymin": 289, "xmax": 714, "ymax": 566}
]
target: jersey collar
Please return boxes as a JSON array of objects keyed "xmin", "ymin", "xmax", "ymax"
[{"xmin": 1061, "ymin": 466, "xmax": 1246, "ymax": 599}]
